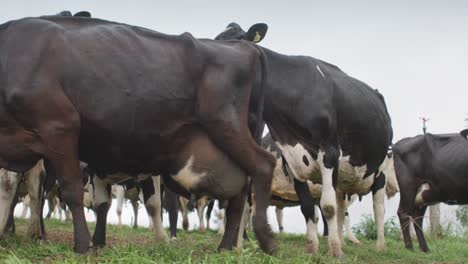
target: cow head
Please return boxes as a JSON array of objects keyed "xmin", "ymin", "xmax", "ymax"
[
  {"xmin": 460, "ymin": 129, "xmax": 468, "ymax": 139},
  {"xmin": 215, "ymin": 23, "xmax": 268, "ymax": 43},
  {"xmin": 56, "ymin": 10, "xmax": 92, "ymax": 17}
]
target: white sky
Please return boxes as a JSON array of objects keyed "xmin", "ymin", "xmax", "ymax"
[{"xmin": 4, "ymin": 1, "xmax": 467, "ymax": 232}]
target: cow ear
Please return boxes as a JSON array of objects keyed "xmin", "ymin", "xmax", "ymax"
[
  {"xmin": 57, "ymin": 10, "xmax": 72, "ymax": 16},
  {"xmin": 74, "ymin": 11, "xmax": 91, "ymax": 17},
  {"xmin": 245, "ymin": 23, "xmax": 268, "ymax": 43},
  {"xmin": 460, "ymin": 129, "xmax": 468, "ymax": 139}
]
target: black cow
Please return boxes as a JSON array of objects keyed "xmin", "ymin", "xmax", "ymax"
[
  {"xmin": 0, "ymin": 16, "xmax": 276, "ymax": 253},
  {"xmin": 216, "ymin": 23, "xmax": 393, "ymax": 257},
  {"xmin": 393, "ymin": 131, "xmax": 468, "ymax": 252}
]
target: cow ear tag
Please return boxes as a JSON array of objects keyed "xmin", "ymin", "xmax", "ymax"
[{"xmin": 253, "ymin": 32, "xmax": 261, "ymax": 43}]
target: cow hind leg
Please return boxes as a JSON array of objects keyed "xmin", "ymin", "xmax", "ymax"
[
  {"xmin": 372, "ymin": 173, "xmax": 386, "ymax": 251},
  {"xmin": 413, "ymin": 206, "xmax": 429, "ymax": 252},
  {"xmin": 317, "ymin": 149, "xmax": 343, "ymax": 257},
  {"xmin": 199, "ymin": 104, "xmax": 276, "ymax": 253}
]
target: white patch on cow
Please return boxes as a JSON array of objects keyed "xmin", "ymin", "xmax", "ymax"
[
  {"xmin": 337, "ymin": 154, "xmax": 371, "ymax": 193},
  {"xmin": 92, "ymin": 176, "xmax": 111, "ymax": 209},
  {"xmin": 316, "ymin": 65, "xmax": 325, "ymax": 78},
  {"xmin": 0, "ymin": 169, "xmax": 20, "ymax": 238},
  {"xmin": 172, "ymin": 156, "xmax": 206, "ymax": 191},
  {"xmin": 415, "ymin": 183, "xmax": 430, "ymax": 206},
  {"xmin": 380, "ymin": 156, "xmax": 399, "ymax": 197},
  {"xmin": 275, "ymin": 142, "xmax": 320, "ymax": 183}
]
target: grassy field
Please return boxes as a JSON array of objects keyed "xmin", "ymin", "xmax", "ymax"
[{"xmin": 0, "ymin": 218, "xmax": 466, "ymax": 263}]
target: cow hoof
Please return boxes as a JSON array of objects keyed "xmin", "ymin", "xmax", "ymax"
[
  {"xmin": 305, "ymin": 243, "xmax": 319, "ymax": 254},
  {"xmin": 327, "ymin": 241, "xmax": 344, "ymax": 258}
]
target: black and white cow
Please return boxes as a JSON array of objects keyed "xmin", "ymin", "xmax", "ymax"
[
  {"xmin": 261, "ymin": 133, "xmax": 398, "ymax": 251},
  {"xmin": 393, "ymin": 130, "xmax": 468, "ymax": 252},
  {"xmin": 216, "ymin": 23, "xmax": 393, "ymax": 257}
]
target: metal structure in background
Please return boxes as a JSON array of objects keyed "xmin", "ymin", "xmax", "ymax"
[{"xmin": 420, "ymin": 116, "xmax": 441, "ymax": 238}]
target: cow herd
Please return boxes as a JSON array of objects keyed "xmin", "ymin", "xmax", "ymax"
[{"xmin": 0, "ymin": 10, "xmax": 466, "ymax": 259}]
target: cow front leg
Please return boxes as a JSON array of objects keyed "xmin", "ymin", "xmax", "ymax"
[
  {"xmin": 197, "ymin": 196, "xmax": 208, "ymax": 232},
  {"xmin": 372, "ymin": 172, "xmax": 386, "ymax": 250},
  {"xmin": 318, "ymin": 149, "xmax": 343, "ymax": 257},
  {"xmin": 91, "ymin": 176, "xmax": 111, "ymax": 247},
  {"xmin": 163, "ymin": 186, "xmax": 179, "ymax": 238},
  {"xmin": 218, "ymin": 188, "xmax": 247, "ymax": 251},
  {"xmin": 141, "ymin": 176, "xmax": 168, "ymax": 242}
]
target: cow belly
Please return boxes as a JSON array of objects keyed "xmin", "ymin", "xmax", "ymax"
[
  {"xmin": 336, "ymin": 156, "xmax": 373, "ymax": 194},
  {"xmin": 171, "ymin": 130, "xmax": 246, "ymax": 200}
]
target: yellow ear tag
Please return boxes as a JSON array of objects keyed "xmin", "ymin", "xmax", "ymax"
[{"xmin": 253, "ymin": 31, "xmax": 261, "ymax": 43}]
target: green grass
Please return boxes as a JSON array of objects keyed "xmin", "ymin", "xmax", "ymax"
[{"xmin": 0, "ymin": 218, "xmax": 466, "ymax": 263}]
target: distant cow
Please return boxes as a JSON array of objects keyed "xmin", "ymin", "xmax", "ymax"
[
  {"xmin": 0, "ymin": 15, "xmax": 275, "ymax": 254},
  {"xmin": 393, "ymin": 130, "xmax": 468, "ymax": 252},
  {"xmin": 0, "ymin": 160, "xmax": 45, "ymax": 240},
  {"xmin": 216, "ymin": 23, "xmax": 393, "ymax": 257}
]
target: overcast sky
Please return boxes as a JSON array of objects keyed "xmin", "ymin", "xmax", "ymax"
[
  {"xmin": 2, "ymin": 0, "xmax": 467, "ymax": 141},
  {"xmin": 4, "ymin": 0, "xmax": 466, "ymax": 233}
]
